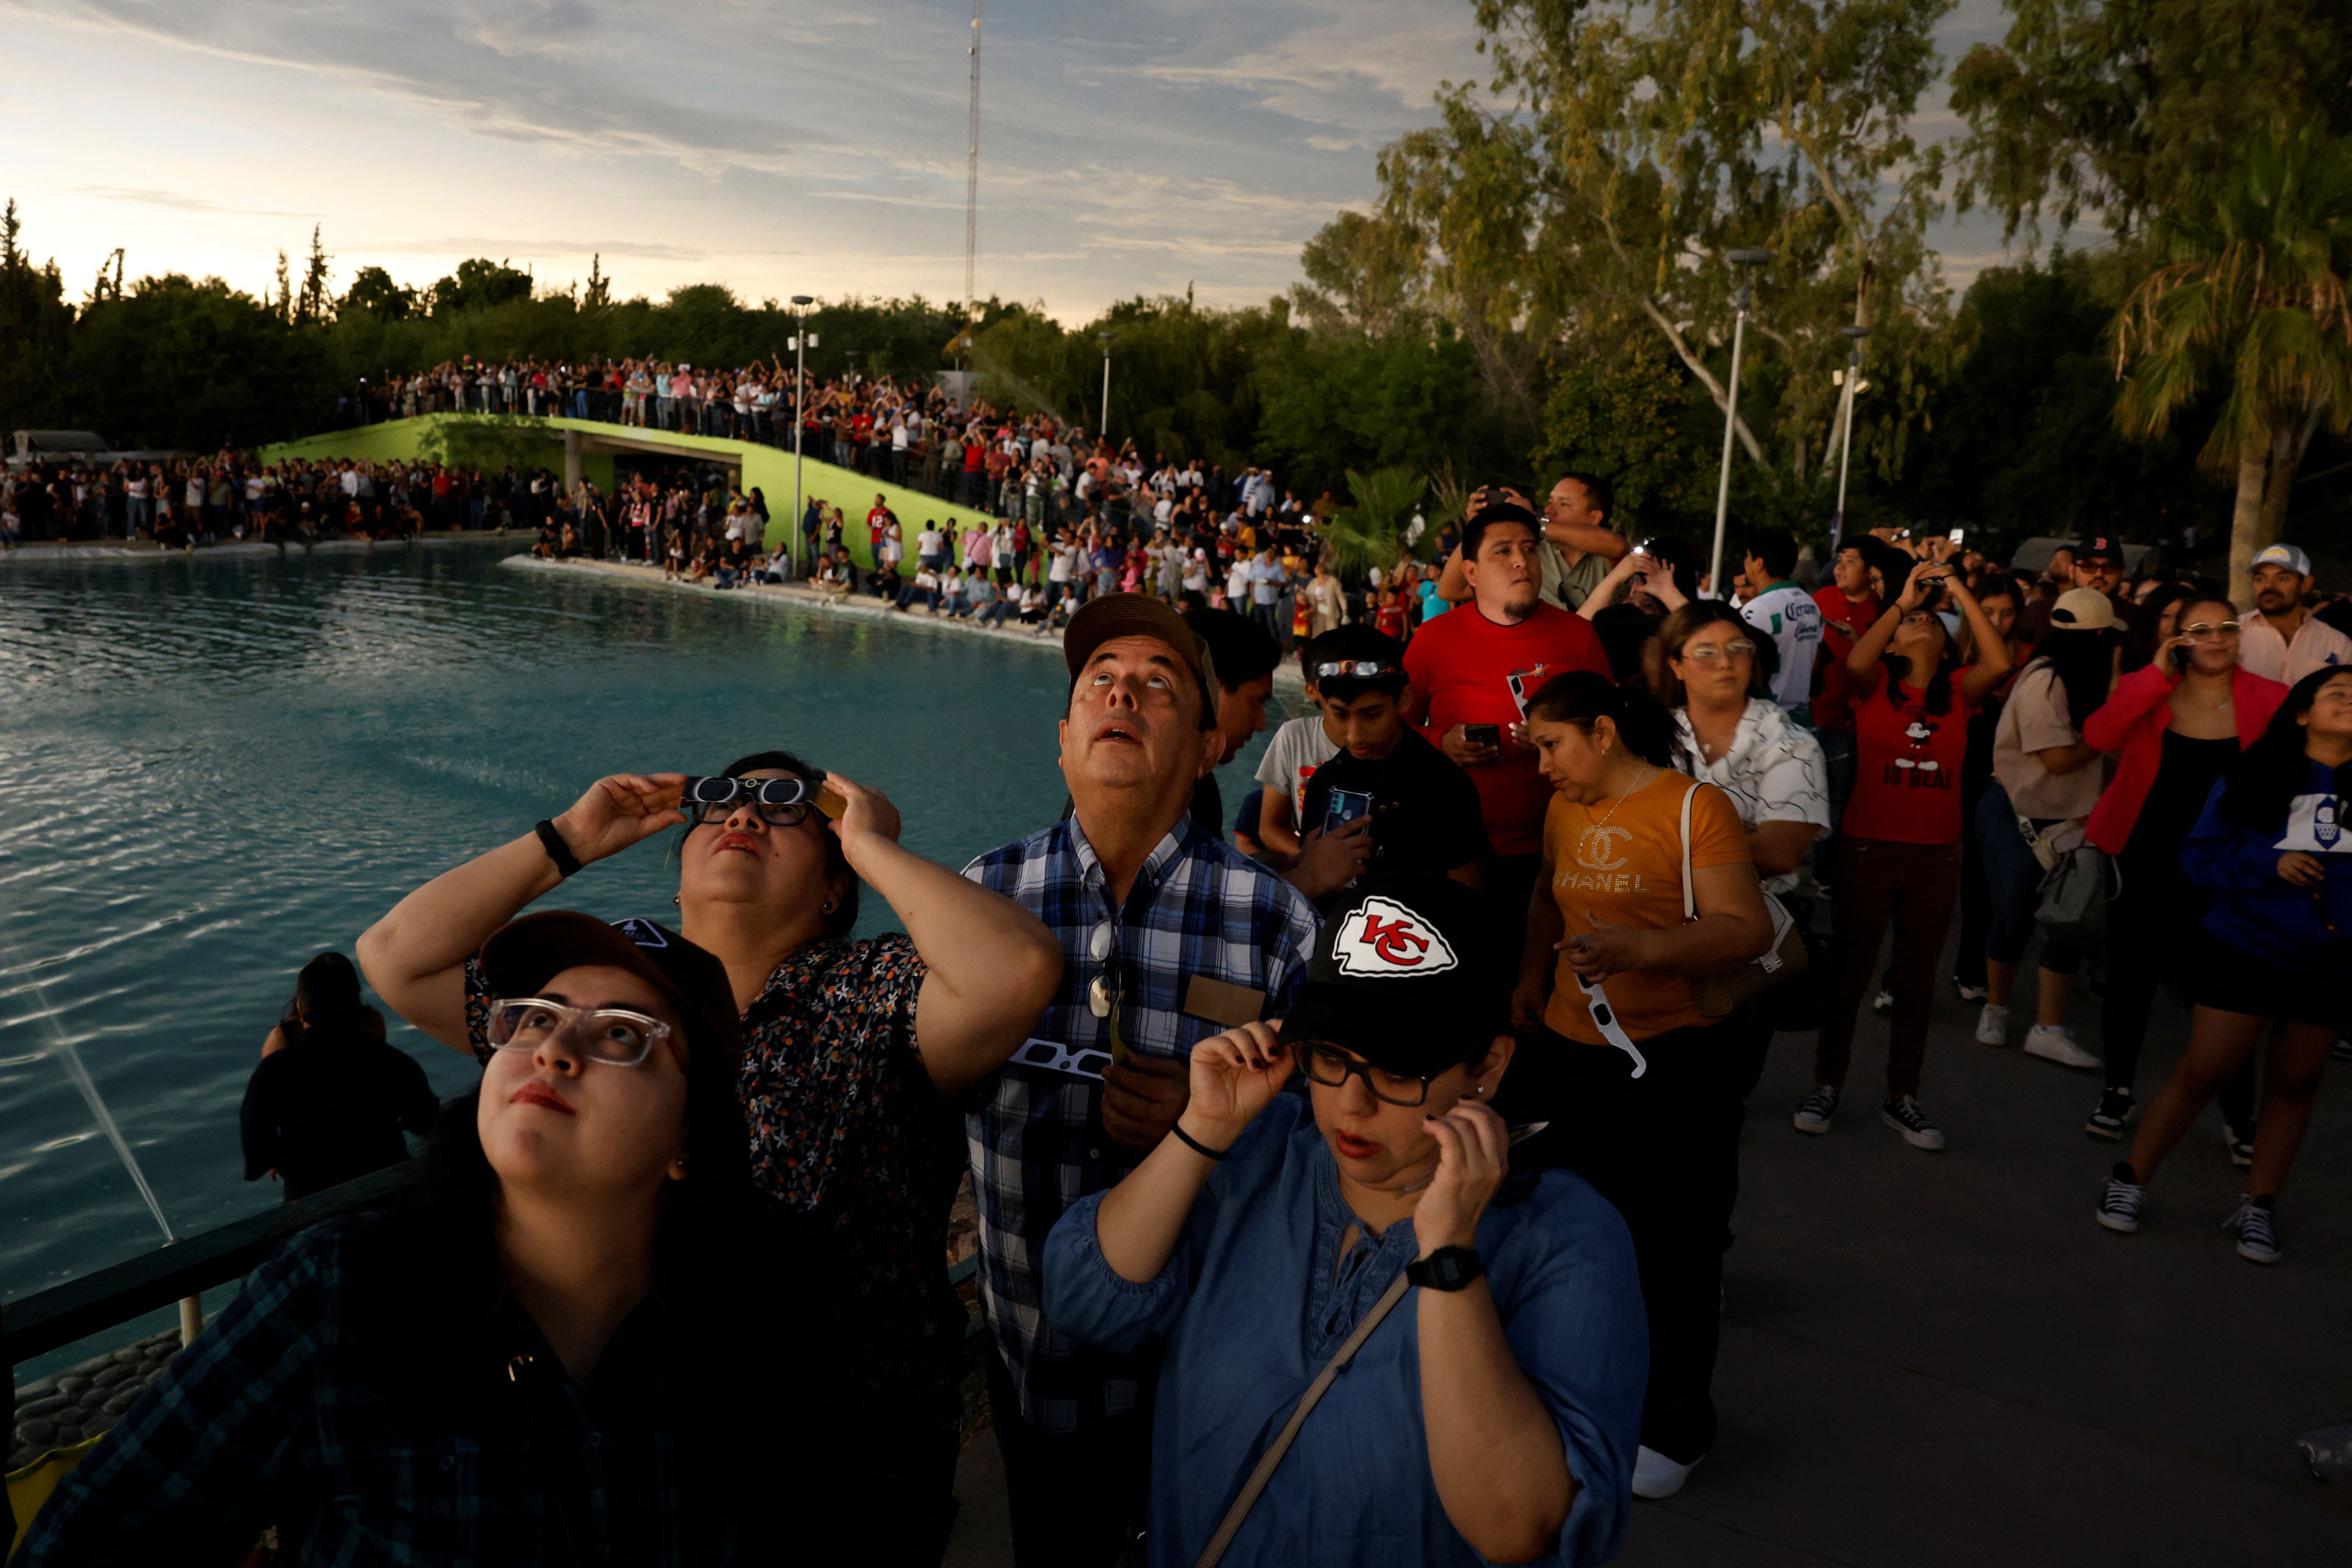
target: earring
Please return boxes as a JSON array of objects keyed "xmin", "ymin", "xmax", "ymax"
[
  {"xmin": 673, "ymin": 893, "xmax": 682, "ymax": 907},
  {"xmin": 821, "ymin": 899, "xmax": 836, "ymax": 915}
]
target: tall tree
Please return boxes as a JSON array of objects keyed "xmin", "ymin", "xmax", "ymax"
[
  {"xmin": 2111, "ymin": 125, "xmax": 2352, "ymax": 602},
  {"xmin": 296, "ymin": 226, "xmax": 332, "ymax": 324}
]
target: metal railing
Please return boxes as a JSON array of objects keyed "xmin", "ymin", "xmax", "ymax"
[{"xmin": 5, "ymin": 1162, "xmax": 985, "ymax": 1372}]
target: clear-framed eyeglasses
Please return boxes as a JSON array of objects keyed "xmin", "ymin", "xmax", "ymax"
[
  {"xmin": 486, "ymin": 998, "xmax": 671, "ymax": 1067},
  {"xmin": 1680, "ymin": 640, "xmax": 1757, "ymax": 666},
  {"xmin": 2180, "ymin": 621, "xmax": 2242, "ymax": 642}
]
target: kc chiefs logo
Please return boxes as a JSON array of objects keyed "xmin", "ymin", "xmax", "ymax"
[{"xmin": 1332, "ymin": 896, "xmax": 1461, "ymax": 978}]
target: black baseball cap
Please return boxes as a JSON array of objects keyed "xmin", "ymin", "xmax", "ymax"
[
  {"xmin": 2079, "ymin": 534, "xmax": 2126, "ymax": 564},
  {"xmin": 1279, "ymin": 876, "xmax": 1506, "ymax": 1079},
  {"xmin": 479, "ymin": 911, "xmax": 743, "ymax": 1067}
]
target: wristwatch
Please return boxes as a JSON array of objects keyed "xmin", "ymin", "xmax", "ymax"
[{"xmin": 1406, "ymin": 1245, "xmax": 1483, "ymax": 1292}]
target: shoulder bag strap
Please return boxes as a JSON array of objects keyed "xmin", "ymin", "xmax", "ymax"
[
  {"xmin": 1193, "ymin": 1268, "xmax": 1414, "ymax": 1568},
  {"xmin": 1679, "ymin": 781, "xmax": 1700, "ymax": 922}
]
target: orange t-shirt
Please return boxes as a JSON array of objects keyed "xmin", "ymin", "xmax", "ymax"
[{"xmin": 1541, "ymin": 772, "xmax": 1752, "ymax": 1044}]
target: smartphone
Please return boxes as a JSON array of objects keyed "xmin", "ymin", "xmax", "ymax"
[
  {"xmin": 1948, "ymin": 527, "xmax": 1966, "ymax": 544},
  {"xmin": 1322, "ymin": 788, "xmax": 1375, "ymax": 836},
  {"xmin": 1464, "ymin": 723, "xmax": 1501, "ymax": 748}
]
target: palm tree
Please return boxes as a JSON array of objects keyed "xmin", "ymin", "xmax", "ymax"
[
  {"xmin": 2112, "ymin": 124, "xmax": 2352, "ymax": 604},
  {"xmin": 1322, "ymin": 466, "xmax": 1429, "ymax": 576}
]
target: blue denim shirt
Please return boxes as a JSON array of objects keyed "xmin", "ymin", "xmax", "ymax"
[{"xmin": 1043, "ymin": 1095, "xmax": 1645, "ymax": 1568}]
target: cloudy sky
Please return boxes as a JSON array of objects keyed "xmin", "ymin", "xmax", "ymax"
[{"xmin": 1, "ymin": 0, "xmax": 2015, "ymax": 323}]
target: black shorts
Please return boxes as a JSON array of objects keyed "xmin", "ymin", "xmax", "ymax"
[{"xmin": 2188, "ymin": 927, "xmax": 2352, "ymax": 1031}]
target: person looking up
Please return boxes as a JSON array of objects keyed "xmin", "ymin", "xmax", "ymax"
[
  {"xmin": 1797, "ymin": 559, "xmax": 2012, "ymax": 1151},
  {"xmin": 1975, "ymin": 588, "xmax": 2121, "ymax": 1066},
  {"xmin": 240, "ymin": 952, "xmax": 440, "ymax": 1201},
  {"xmin": 1179, "ymin": 605, "xmax": 1280, "ymax": 841},
  {"xmin": 1298, "ymin": 625, "xmax": 1488, "ymax": 909},
  {"xmin": 963, "ymin": 594, "xmax": 1319, "ymax": 1567},
  {"xmin": 1404, "ymin": 500, "xmax": 1612, "ymax": 954},
  {"xmin": 30, "ymin": 914, "xmax": 857, "ymax": 1565},
  {"xmin": 2079, "ymin": 597, "xmax": 2285, "ymax": 1143},
  {"xmin": 358, "ymin": 756, "xmax": 1059, "ymax": 1565},
  {"xmin": 1736, "ymin": 530, "xmax": 1824, "ymax": 716},
  {"xmin": 1432, "ymin": 472, "xmax": 1630, "ymax": 611},
  {"xmin": 2237, "ymin": 544, "xmax": 2352, "ymax": 685},
  {"xmin": 1507, "ymin": 672, "xmax": 1773, "ymax": 1500},
  {"xmin": 1045, "ymin": 877, "xmax": 1644, "ymax": 1566},
  {"xmin": 2098, "ymin": 669, "xmax": 2352, "ymax": 1263}
]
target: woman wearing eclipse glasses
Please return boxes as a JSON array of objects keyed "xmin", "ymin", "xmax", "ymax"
[{"xmin": 359, "ymin": 752, "xmax": 1062, "ymax": 1565}]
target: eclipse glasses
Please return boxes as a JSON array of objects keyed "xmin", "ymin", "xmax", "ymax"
[{"xmin": 679, "ymin": 775, "xmax": 845, "ymax": 827}]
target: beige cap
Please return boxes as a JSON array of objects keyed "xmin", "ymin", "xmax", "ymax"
[{"xmin": 2049, "ymin": 587, "xmax": 2119, "ymax": 631}]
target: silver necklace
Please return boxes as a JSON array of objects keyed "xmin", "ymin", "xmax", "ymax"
[{"xmin": 1593, "ymin": 764, "xmax": 1660, "ymax": 827}]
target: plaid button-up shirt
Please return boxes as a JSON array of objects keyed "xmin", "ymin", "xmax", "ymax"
[{"xmin": 963, "ymin": 812, "xmax": 1319, "ymax": 1430}]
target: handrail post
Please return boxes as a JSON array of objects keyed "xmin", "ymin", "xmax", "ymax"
[{"xmin": 178, "ymin": 1293, "xmax": 203, "ymax": 1348}]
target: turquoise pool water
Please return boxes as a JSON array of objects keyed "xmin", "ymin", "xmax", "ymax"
[{"xmin": 2, "ymin": 543, "xmax": 1282, "ymax": 1378}]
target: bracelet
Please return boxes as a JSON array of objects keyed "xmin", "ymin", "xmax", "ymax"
[
  {"xmin": 534, "ymin": 819, "xmax": 582, "ymax": 880},
  {"xmin": 1169, "ymin": 1121, "xmax": 1228, "ymax": 1161}
]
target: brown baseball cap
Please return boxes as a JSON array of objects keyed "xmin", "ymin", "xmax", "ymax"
[
  {"xmin": 1061, "ymin": 593, "xmax": 1220, "ymax": 728},
  {"xmin": 478, "ymin": 911, "xmax": 742, "ymax": 1065}
]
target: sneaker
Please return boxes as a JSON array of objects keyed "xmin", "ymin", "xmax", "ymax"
[
  {"xmin": 2084, "ymin": 1087, "xmax": 2136, "ymax": 1140},
  {"xmin": 1793, "ymin": 1085, "xmax": 1840, "ymax": 1135},
  {"xmin": 1631, "ymin": 1445, "xmax": 1700, "ymax": 1499},
  {"xmin": 2221, "ymin": 1117, "xmax": 2255, "ymax": 1170},
  {"xmin": 2097, "ymin": 1167, "xmax": 2145, "ymax": 1233},
  {"xmin": 1881, "ymin": 1095, "xmax": 1946, "ymax": 1150},
  {"xmin": 2223, "ymin": 1196, "xmax": 2281, "ymax": 1264},
  {"xmin": 2023, "ymin": 1024, "xmax": 2101, "ymax": 1069},
  {"xmin": 2333, "ymin": 1036, "xmax": 2352, "ymax": 1064},
  {"xmin": 1953, "ymin": 975, "xmax": 1989, "ymax": 1003},
  {"xmin": 1871, "ymin": 987, "xmax": 1894, "ymax": 1016},
  {"xmin": 1974, "ymin": 1003, "xmax": 2011, "ymax": 1046}
]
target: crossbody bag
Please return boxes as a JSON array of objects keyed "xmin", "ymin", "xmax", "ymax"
[{"xmin": 1674, "ymin": 781, "xmax": 1807, "ymax": 1016}]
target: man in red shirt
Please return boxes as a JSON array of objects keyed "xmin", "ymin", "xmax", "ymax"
[{"xmin": 1403, "ymin": 500, "xmax": 1612, "ymax": 950}]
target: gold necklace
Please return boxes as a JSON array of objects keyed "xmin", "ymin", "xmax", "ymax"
[{"xmin": 1592, "ymin": 764, "xmax": 1660, "ymax": 828}]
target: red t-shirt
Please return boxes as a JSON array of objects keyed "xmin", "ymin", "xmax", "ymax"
[
  {"xmin": 1808, "ymin": 586, "xmax": 1880, "ymax": 733},
  {"xmin": 1842, "ymin": 667, "xmax": 1975, "ymax": 844},
  {"xmin": 1403, "ymin": 600, "xmax": 1612, "ymax": 857}
]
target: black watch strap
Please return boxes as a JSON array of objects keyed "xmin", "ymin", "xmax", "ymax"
[
  {"xmin": 1406, "ymin": 1245, "xmax": 1483, "ymax": 1293},
  {"xmin": 534, "ymin": 819, "xmax": 582, "ymax": 879}
]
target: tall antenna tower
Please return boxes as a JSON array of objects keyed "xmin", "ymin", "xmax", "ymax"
[{"xmin": 964, "ymin": 0, "xmax": 983, "ymax": 325}]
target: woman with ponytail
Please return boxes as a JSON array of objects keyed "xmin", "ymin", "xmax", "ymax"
[
  {"xmin": 1508, "ymin": 670, "xmax": 1773, "ymax": 1501},
  {"xmin": 1797, "ymin": 558, "xmax": 2012, "ymax": 1153}
]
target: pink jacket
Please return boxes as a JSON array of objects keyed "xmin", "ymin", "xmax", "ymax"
[{"xmin": 2081, "ymin": 663, "xmax": 2287, "ymax": 854}]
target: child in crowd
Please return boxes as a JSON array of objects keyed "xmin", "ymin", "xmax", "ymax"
[{"xmin": 1252, "ymin": 628, "xmax": 1348, "ymax": 858}]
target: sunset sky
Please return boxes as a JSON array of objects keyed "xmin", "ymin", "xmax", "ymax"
[{"xmin": 1, "ymin": 0, "xmax": 2017, "ymax": 322}]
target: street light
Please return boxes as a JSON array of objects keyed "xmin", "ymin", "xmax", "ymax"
[
  {"xmin": 1830, "ymin": 322, "xmax": 1870, "ymax": 556},
  {"xmin": 790, "ymin": 294, "xmax": 815, "ymax": 578},
  {"xmin": 1707, "ymin": 247, "xmax": 1773, "ymax": 598},
  {"xmin": 1097, "ymin": 331, "xmax": 1115, "ymax": 443}
]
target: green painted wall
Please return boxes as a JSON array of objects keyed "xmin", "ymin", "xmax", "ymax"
[{"xmin": 261, "ymin": 414, "xmax": 999, "ymax": 567}]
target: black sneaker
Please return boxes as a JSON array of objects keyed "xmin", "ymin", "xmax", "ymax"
[
  {"xmin": 1792, "ymin": 1085, "xmax": 1840, "ymax": 1135},
  {"xmin": 1880, "ymin": 1095, "xmax": 1946, "ymax": 1150},
  {"xmin": 2085, "ymin": 1087, "xmax": 2136, "ymax": 1141},
  {"xmin": 2221, "ymin": 1116, "xmax": 2255, "ymax": 1170},
  {"xmin": 2097, "ymin": 1166, "xmax": 2145, "ymax": 1233},
  {"xmin": 2333, "ymin": 1036, "xmax": 2352, "ymax": 1065},
  {"xmin": 2223, "ymin": 1196, "xmax": 2281, "ymax": 1264}
]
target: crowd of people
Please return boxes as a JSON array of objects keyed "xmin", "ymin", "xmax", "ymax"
[{"xmin": 16, "ymin": 466, "xmax": 2351, "ymax": 1567}]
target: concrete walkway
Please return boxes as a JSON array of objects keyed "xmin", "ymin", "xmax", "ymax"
[{"xmin": 946, "ymin": 961, "xmax": 2352, "ymax": 1566}]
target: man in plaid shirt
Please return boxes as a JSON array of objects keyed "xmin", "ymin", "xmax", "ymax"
[{"xmin": 966, "ymin": 594, "xmax": 1318, "ymax": 1566}]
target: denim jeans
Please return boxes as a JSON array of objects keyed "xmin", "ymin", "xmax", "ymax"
[{"xmin": 1974, "ymin": 784, "xmax": 2081, "ymax": 974}]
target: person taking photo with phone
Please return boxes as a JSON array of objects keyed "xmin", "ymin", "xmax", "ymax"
[
  {"xmin": 2095, "ymin": 667, "xmax": 2352, "ymax": 1263},
  {"xmin": 358, "ymin": 755, "xmax": 1061, "ymax": 1564},
  {"xmin": 1045, "ymin": 877, "xmax": 1644, "ymax": 1567},
  {"xmin": 1797, "ymin": 559, "xmax": 2012, "ymax": 1152}
]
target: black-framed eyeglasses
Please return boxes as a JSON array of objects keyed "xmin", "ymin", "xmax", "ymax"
[
  {"xmin": 1299, "ymin": 1040, "xmax": 1433, "ymax": 1107},
  {"xmin": 681, "ymin": 775, "xmax": 819, "ymax": 828}
]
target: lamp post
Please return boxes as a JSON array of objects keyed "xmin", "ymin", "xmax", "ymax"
[
  {"xmin": 790, "ymin": 295, "xmax": 815, "ymax": 579},
  {"xmin": 1830, "ymin": 322, "xmax": 1870, "ymax": 557},
  {"xmin": 1706, "ymin": 248, "xmax": 1773, "ymax": 599},
  {"xmin": 1097, "ymin": 331, "xmax": 1115, "ymax": 442}
]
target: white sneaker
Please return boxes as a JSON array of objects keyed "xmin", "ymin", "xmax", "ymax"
[
  {"xmin": 1974, "ymin": 1003, "xmax": 2010, "ymax": 1046},
  {"xmin": 2022, "ymin": 1024, "xmax": 2101, "ymax": 1069},
  {"xmin": 1870, "ymin": 986, "xmax": 1894, "ymax": 1016},
  {"xmin": 1631, "ymin": 1445, "xmax": 1700, "ymax": 1499}
]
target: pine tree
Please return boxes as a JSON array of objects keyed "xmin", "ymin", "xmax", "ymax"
[{"xmin": 296, "ymin": 225, "xmax": 332, "ymax": 324}]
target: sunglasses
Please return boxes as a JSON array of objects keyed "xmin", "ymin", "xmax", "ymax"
[{"xmin": 680, "ymin": 775, "xmax": 832, "ymax": 828}]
